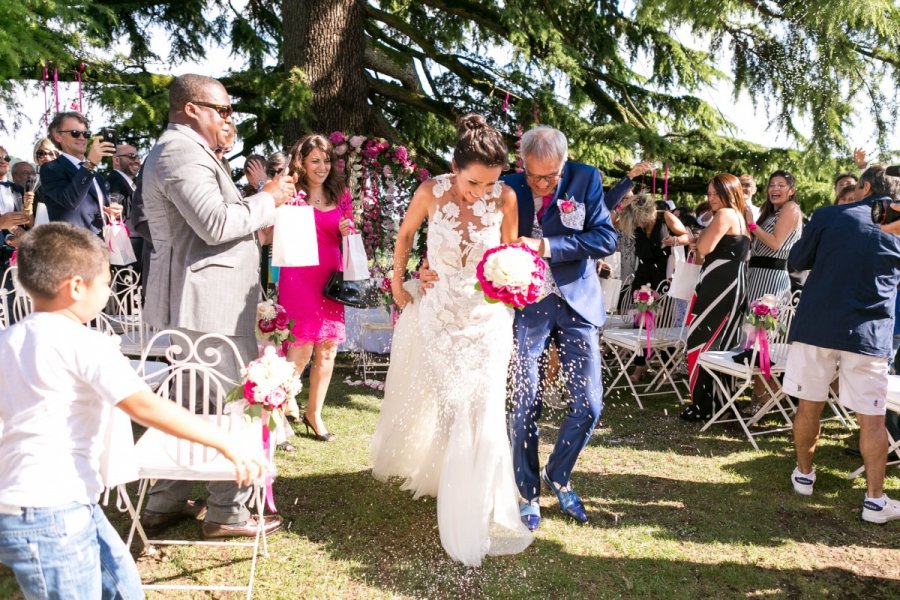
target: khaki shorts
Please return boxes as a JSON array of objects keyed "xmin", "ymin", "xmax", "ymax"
[{"xmin": 783, "ymin": 342, "xmax": 889, "ymax": 416}]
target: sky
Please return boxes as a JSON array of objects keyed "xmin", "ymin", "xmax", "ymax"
[{"xmin": 2, "ymin": 15, "xmax": 898, "ymax": 166}]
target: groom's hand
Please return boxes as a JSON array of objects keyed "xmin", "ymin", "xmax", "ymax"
[
  {"xmin": 418, "ymin": 258, "xmax": 439, "ymax": 295},
  {"xmin": 517, "ymin": 236, "xmax": 545, "ymax": 255}
]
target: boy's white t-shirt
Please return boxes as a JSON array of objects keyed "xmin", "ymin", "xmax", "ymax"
[{"xmin": 0, "ymin": 312, "xmax": 150, "ymax": 507}]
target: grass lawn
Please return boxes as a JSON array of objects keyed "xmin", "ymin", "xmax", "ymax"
[{"xmin": 2, "ymin": 359, "xmax": 899, "ymax": 599}]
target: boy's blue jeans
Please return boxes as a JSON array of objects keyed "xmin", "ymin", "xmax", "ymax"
[{"xmin": 0, "ymin": 503, "xmax": 143, "ymax": 599}]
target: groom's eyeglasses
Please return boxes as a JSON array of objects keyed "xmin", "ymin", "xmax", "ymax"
[{"xmin": 524, "ymin": 169, "xmax": 563, "ymax": 186}]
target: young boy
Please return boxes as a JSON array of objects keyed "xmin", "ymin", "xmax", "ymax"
[{"xmin": 0, "ymin": 223, "xmax": 268, "ymax": 599}]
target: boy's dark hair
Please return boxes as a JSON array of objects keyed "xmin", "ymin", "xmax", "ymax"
[{"xmin": 16, "ymin": 223, "xmax": 108, "ymax": 299}]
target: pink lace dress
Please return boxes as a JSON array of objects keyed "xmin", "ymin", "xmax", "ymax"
[{"xmin": 278, "ymin": 191, "xmax": 349, "ymax": 345}]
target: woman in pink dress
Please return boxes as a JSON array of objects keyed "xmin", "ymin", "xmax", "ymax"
[{"xmin": 279, "ymin": 134, "xmax": 353, "ymax": 441}]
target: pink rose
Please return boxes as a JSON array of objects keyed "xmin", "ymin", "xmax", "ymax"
[
  {"xmin": 329, "ymin": 131, "xmax": 346, "ymax": 145},
  {"xmin": 753, "ymin": 304, "xmax": 770, "ymax": 317},
  {"xmin": 349, "ymin": 135, "xmax": 365, "ymax": 149},
  {"xmin": 394, "ymin": 146, "xmax": 409, "ymax": 164},
  {"xmin": 274, "ymin": 311, "xmax": 290, "ymax": 329},
  {"xmin": 417, "ymin": 168, "xmax": 430, "ymax": 182},
  {"xmin": 267, "ymin": 387, "xmax": 287, "ymax": 410},
  {"xmin": 334, "ymin": 143, "xmax": 348, "ymax": 156},
  {"xmin": 335, "ymin": 158, "xmax": 346, "ymax": 172},
  {"xmin": 243, "ymin": 380, "xmax": 257, "ymax": 404},
  {"xmin": 258, "ymin": 319, "xmax": 276, "ymax": 333},
  {"xmin": 560, "ymin": 200, "xmax": 575, "ymax": 214}
]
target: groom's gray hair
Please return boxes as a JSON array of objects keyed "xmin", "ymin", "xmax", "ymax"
[{"xmin": 520, "ymin": 126, "xmax": 568, "ymax": 164}]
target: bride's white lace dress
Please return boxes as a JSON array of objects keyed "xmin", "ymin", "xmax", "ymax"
[{"xmin": 371, "ymin": 174, "xmax": 533, "ymax": 566}]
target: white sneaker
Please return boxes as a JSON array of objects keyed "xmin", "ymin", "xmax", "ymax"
[
  {"xmin": 791, "ymin": 466, "xmax": 816, "ymax": 496},
  {"xmin": 862, "ymin": 495, "xmax": 900, "ymax": 524}
]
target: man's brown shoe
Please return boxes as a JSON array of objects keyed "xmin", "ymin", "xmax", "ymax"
[
  {"xmin": 201, "ymin": 514, "xmax": 284, "ymax": 539},
  {"xmin": 140, "ymin": 499, "xmax": 207, "ymax": 534}
]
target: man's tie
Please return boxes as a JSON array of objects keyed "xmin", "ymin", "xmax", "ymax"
[{"xmin": 536, "ymin": 194, "xmax": 553, "ymax": 222}]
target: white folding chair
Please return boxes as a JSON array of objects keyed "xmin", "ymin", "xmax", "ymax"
[
  {"xmin": 603, "ymin": 292, "xmax": 688, "ymax": 408},
  {"xmin": 125, "ymin": 330, "xmax": 271, "ymax": 599},
  {"xmin": 847, "ymin": 375, "xmax": 900, "ymax": 479},
  {"xmin": 102, "ymin": 266, "xmax": 169, "ymax": 358},
  {"xmin": 602, "ymin": 276, "xmax": 636, "ymax": 330},
  {"xmin": 0, "ymin": 266, "xmax": 33, "ymax": 326}
]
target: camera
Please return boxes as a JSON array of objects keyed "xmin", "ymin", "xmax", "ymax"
[
  {"xmin": 871, "ymin": 198, "xmax": 900, "ymax": 226},
  {"xmin": 24, "ymin": 177, "xmax": 35, "ymax": 193},
  {"xmin": 100, "ymin": 127, "xmax": 117, "ymax": 146}
]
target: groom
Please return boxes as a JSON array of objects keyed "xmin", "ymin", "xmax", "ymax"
[{"xmin": 505, "ymin": 126, "xmax": 617, "ymax": 530}]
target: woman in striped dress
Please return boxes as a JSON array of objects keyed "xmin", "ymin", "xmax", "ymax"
[
  {"xmin": 746, "ymin": 170, "xmax": 803, "ymax": 303},
  {"xmin": 681, "ymin": 173, "xmax": 751, "ymax": 422}
]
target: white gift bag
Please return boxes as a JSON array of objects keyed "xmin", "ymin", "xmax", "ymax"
[
  {"xmin": 272, "ymin": 204, "xmax": 319, "ymax": 267},
  {"xmin": 104, "ymin": 220, "xmax": 137, "ymax": 266},
  {"xmin": 666, "ymin": 243, "xmax": 685, "ymax": 279},
  {"xmin": 669, "ymin": 249, "xmax": 702, "ymax": 301},
  {"xmin": 342, "ymin": 233, "xmax": 370, "ymax": 281},
  {"xmin": 600, "ymin": 277, "xmax": 623, "ymax": 314}
]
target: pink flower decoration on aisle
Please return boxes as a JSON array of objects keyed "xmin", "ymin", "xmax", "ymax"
[
  {"xmin": 475, "ymin": 244, "xmax": 546, "ymax": 309},
  {"xmin": 394, "ymin": 146, "xmax": 409, "ymax": 165},
  {"xmin": 329, "ymin": 131, "xmax": 346, "ymax": 145},
  {"xmin": 335, "ymin": 158, "xmax": 346, "ymax": 172},
  {"xmin": 243, "ymin": 379, "xmax": 257, "ymax": 404},
  {"xmin": 632, "ymin": 284, "xmax": 659, "ymax": 312}
]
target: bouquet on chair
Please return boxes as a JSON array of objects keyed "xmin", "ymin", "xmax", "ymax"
[
  {"xmin": 740, "ymin": 294, "xmax": 782, "ymax": 378},
  {"xmin": 255, "ymin": 298, "xmax": 295, "ymax": 353},
  {"xmin": 475, "ymin": 243, "xmax": 546, "ymax": 309},
  {"xmin": 633, "ymin": 284, "xmax": 660, "ymax": 355},
  {"xmin": 227, "ymin": 346, "xmax": 303, "ymax": 511}
]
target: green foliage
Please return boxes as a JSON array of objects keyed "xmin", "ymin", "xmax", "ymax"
[{"xmin": 5, "ymin": 0, "xmax": 899, "ymax": 212}]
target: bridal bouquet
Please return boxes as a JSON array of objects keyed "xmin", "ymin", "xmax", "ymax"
[
  {"xmin": 475, "ymin": 244, "xmax": 546, "ymax": 309},
  {"xmin": 255, "ymin": 299, "xmax": 295, "ymax": 349}
]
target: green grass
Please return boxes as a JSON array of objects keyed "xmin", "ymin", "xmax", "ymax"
[{"xmin": 2, "ymin": 361, "xmax": 899, "ymax": 599}]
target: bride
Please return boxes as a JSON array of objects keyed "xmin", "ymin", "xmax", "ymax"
[{"xmin": 370, "ymin": 114, "xmax": 533, "ymax": 566}]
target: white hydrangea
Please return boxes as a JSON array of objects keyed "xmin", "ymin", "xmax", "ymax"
[
  {"xmin": 256, "ymin": 300, "xmax": 277, "ymax": 321},
  {"xmin": 483, "ymin": 247, "xmax": 536, "ymax": 289}
]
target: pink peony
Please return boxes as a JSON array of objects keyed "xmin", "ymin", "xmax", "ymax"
[
  {"xmin": 329, "ymin": 131, "xmax": 346, "ymax": 145},
  {"xmin": 394, "ymin": 146, "xmax": 409, "ymax": 164},
  {"xmin": 417, "ymin": 168, "xmax": 430, "ymax": 182},
  {"xmin": 258, "ymin": 318, "xmax": 276, "ymax": 333},
  {"xmin": 335, "ymin": 158, "xmax": 346, "ymax": 172},
  {"xmin": 334, "ymin": 143, "xmax": 348, "ymax": 156},
  {"xmin": 349, "ymin": 135, "xmax": 366, "ymax": 149},
  {"xmin": 274, "ymin": 310, "xmax": 290, "ymax": 329},
  {"xmin": 243, "ymin": 379, "xmax": 257, "ymax": 404}
]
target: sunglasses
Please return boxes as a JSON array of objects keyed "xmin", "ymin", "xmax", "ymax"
[
  {"xmin": 0, "ymin": 155, "xmax": 10, "ymax": 163},
  {"xmin": 266, "ymin": 167, "xmax": 284, "ymax": 178},
  {"xmin": 35, "ymin": 150, "xmax": 57, "ymax": 158},
  {"xmin": 116, "ymin": 152, "xmax": 140, "ymax": 160},
  {"xmin": 191, "ymin": 101, "xmax": 233, "ymax": 120},
  {"xmin": 61, "ymin": 129, "xmax": 92, "ymax": 139}
]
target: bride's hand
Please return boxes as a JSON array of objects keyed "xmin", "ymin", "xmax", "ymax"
[{"xmin": 393, "ymin": 287, "xmax": 414, "ymax": 310}]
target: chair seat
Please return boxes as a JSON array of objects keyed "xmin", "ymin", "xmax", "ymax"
[
  {"xmin": 698, "ymin": 344, "xmax": 791, "ymax": 377},
  {"xmin": 887, "ymin": 375, "xmax": 900, "ymax": 412},
  {"xmin": 134, "ymin": 414, "xmax": 268, "ymax": 482},
  {"xmin": 603, "ymin": 327, "xmax": 684, "ymax": 350},
  {"xmin": 120, "ymin": 331, "xmax": 170, "ymax": 358},
  {"xmin": 603, "ymin": 314, "xmax": 634, "ymax": 329},
  {"xmin": 129, "ymin": 359, "xmax": 168, "ymax": 390}
]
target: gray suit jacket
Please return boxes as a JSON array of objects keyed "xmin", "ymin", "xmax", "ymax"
[{"xmin": 141, "ymin": 124, "xmax": 276, "ymax": 336}]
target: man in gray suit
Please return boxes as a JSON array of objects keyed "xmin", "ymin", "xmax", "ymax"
[{"xmin": 140, "ymin": 74, "xmax": 294, "ymax": 538}]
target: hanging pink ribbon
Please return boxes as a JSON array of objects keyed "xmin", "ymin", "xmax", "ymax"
[
  {"xmin": 74, "ymin": 63, "xmax": 86, "ymax": 113},
  {"xmin": 651, "ymin": 169, "xmax": 656, "ymax": 195},
  {"xmin": 663, "ymin": 162, "xmax": 669, "ymax": 200},
  {"xmin": 260, "ymin": 409, "xmax": 278, "ymax": 513},
  {"xmin": 640, "ymin": 310, "xmax": 655, "ymax": 356},
  {"xmin": 502, "ymin": 91, "xmax": 510, "ymax": 114},
  {"xmin": 743, "ymin": 327, "xmax": 772, "ymax": 379},
  {"xmin": 105, "ymin": 222, "xmax": 131, "ymax": 251},
  {"xmin": 53, "ymin": 64, "xmax": 59, "ymax": 114},
  {"xmin": 533, "ymin": 103, "xmax": 540, "ymax": 124},
  {"xmin": 42, "ymin": 64, "xmax": 49, "ymax": 126},
  {"xmin": 9, "ymin": 249, "xmax": 17, "ymax": 267}
]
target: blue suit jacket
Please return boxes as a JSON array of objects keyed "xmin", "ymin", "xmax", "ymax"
[
  {"xmin": 788, "ymin": 195, "xmax": 900, "ymax": 356},
  {"xmin": 502, "ymin": 161, "xmax": 618, "ymax": 326},
  {"xmin": 39, "ymin": 156, "xmax": 109, "ymax": 235}
]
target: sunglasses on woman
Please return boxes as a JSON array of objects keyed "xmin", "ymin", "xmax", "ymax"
[{"xmin": 35, "ymin": 151, "xmax": 57, "ymax": 158}]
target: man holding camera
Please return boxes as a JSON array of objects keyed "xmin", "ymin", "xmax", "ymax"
[
  {"xmin": 784, "ymin": 165, "xmax": 900, "ymax": 524},
  {"xmin": 39, "ymin": 111, "xmax": 120, "ymax": 235}
]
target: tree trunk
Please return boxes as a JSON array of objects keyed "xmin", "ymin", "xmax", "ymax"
[{"xmin": 282, "ymin": 0, "xmax": 369, "ymax": 142}]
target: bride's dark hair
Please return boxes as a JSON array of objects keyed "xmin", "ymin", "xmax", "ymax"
[{"xmin": 453, "ymin": 114, "xmax": 508, "ymax": 170}]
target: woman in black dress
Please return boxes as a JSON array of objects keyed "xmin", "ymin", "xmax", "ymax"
[{"xmin": 682, "ymin": 173, "xmax": 751, "ymax": 421}]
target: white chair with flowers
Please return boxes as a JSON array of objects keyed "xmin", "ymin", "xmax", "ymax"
[
  {"xmin": 0, "ymin": 265, "xmax": 33, "ymax": 327},
  {"xmin": 603, "ymin": 283, "xmax": 689, "ymax": 408},
  {"xmin": 125, "ymin": 330, "xmax": 298, "ymax": 599}
]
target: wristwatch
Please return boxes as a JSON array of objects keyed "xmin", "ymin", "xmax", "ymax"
[{"xmin": 81, "ymin": 160, "xmax": 97, "ymax": 171}]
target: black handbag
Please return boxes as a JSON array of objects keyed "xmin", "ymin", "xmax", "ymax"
[{"xmin": 323, "ymin": 271, "xmax": 381, "ymax": 309}]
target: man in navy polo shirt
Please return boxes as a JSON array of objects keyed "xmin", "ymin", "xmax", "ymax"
[{"xmin": 784, "ymin": 165, "xmax": 900, "ymax": 524}]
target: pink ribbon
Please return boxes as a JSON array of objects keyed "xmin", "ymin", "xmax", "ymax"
[
  {"xmin": 663, "ymin": 162, "xmax": 669, "ymax": 200},
  {"xmin": 640, "ymin": 310, "xmax": 655, "ymax": 356},
  {"xmin": 53, "ymin": 64, "xmax": 59, "ymax": 114},
  {"xmin": 260, "ymin": 409, "xmax": 278, "ymax": 513},
  {"xmin": 652, "ymin": 169, "xmax": 656, "ymax": 195},
  {"xmin": 743, "ymin": 327, "xmax": 772, "ymax": 379},
  {"xmin": 106, "ymin": 221, "xmax": 130, "ymax": 250},
  {"xmin": 9, "ymin": 249, "xmax": 17, "ymax": 266},
  {"xmin": 74, "ymin": 63, "xmax": 86, "ymax": 113},
  {"xmin": 42, "ymin": 64, "xmax": 49, "ymax": 126},
  {"xmin": 502, "ymin": 91, "xmax": 510, "ymax": 114}
]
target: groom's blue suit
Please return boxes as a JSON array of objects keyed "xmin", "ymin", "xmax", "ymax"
[{"xmin": 503, "ymin": 161, "xmax": 617, "ymax": 502}]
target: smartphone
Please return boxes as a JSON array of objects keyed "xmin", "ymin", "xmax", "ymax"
[{"xmin": 100, "ymin": 127, "xmax": 117, "ymax": 146}]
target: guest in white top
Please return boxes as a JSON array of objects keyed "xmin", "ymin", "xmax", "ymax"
[{"xmin": 0, "ymin": 223, "xmax": 268, "ymax": 600}]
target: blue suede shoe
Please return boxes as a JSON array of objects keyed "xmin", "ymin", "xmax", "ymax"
[
  {"xmin": 541, "ymin": 467, "xmax": 588, "ymax": 523},
  {"xmin": 519, "ymin": 499, "xmax": 541, "ymax": 531}
]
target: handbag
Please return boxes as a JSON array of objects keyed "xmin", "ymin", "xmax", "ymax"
[
  {"xmin": 103, "ymin": 219, "xmax": 137, "ymax": 266},
  {"xmin": 323, "ymin": 271, "xmax": 381, "ymax": 309},
  {"xmin": 668, "ymin": 248, "xmax": 701, "ymax": 301}
]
